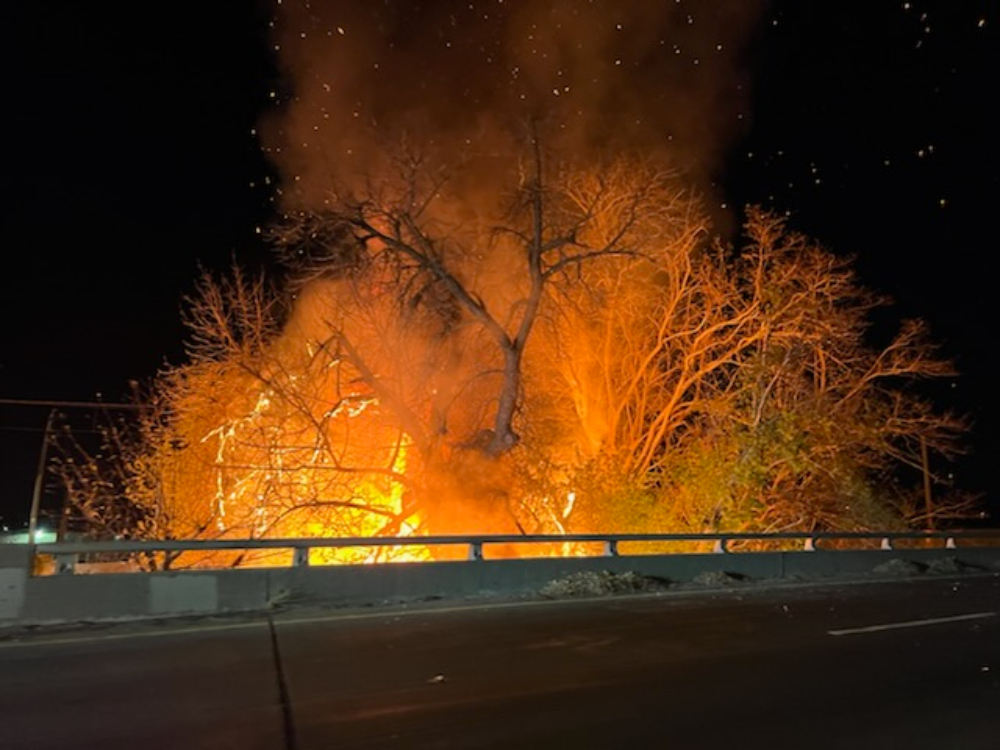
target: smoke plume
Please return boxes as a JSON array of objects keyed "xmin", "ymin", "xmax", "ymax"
[{"xmin": 260, "ymin": 0, "xmax": 767, "ymax": 209}]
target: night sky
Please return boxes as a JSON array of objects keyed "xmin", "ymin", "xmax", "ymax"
[{"xmin": 2, "ymin": 1, "xmax": 997, "ymax": 526}]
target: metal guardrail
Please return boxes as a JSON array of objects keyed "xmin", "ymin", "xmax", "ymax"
[{"xmin": 32, "ymin": 530, "xmax": 1000, "ymax": 575}]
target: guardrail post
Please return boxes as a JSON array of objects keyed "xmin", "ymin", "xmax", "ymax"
[
  {"xmin": 293, "ymin": 546, "xmax": 310, "ymax": 568},
  {"xmin": 945, "ymin": 537, "xmax": 957, "ymax": 549},
  {"xmin": 468, "ymin": 541, "xmax": 484, "ymax": 561},
  {"xmin": 880, "ymin": 537, "xmax": 893, "ymax": 551},
  {"xmin": 56, "ymin": 553, "xmax": 77, "ymax": 575},
  {"xmin": 713, "ymin": 538, "xmax": 728, "ymax": 554},
  {"xmin": 604, "ymin": 539, "xmax": 619, "ymax": 557}
]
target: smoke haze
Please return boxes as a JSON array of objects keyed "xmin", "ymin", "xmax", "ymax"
[{"xmin": 260, "ymin": 0, "xmax": 768, "ymax": 209}]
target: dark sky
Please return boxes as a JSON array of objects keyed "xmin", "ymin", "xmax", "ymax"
[{"xmin": 2, "ymin": 1, "xmax": 997, "ymax": 526}]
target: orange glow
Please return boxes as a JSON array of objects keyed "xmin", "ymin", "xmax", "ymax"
[
  {"xmin": 121, "ymin": 158, "xmax": 964, "ymax": 566},
  {"xmin": 484, "ymin": 540, "xmax": 599, "ymax": 560},
  {"xmin": 153, "ymin": 277, "xmax": 445, "ymax": 566},
  {"xmin": 296, "ymin": 448, "xmax": 433, "ymax": 566}
]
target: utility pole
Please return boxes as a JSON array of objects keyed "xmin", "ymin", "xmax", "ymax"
[
  {"xmin": 3, "ymin": 397, "xmax": 145, "ymax": 542},
  {"xmin": 28, "ymin": 408, "xmax": 56, "ymax": 544}
]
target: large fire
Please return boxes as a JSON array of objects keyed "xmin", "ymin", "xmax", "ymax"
[
  {"xmin": 143, "ymin": 3, "xmax": 776, "ymax": 563},
  {"xmin": 151, "ymin": 262, "xmax": 598, "ymax": 568},
  {"xmin": 43, "ymin": 4, "xmax": 969, "ymax": 563},
  {"xmin": 52, "ymin": 192, "xmax": 967, "ymax": 567}
]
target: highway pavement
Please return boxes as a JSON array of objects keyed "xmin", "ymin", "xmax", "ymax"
[{"xmin": 1, "ymin": 573, "xmax": 998, "ymax": 749}]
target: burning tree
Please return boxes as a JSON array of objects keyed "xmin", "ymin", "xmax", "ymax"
[
  {"xmin": 87, "ymin": 141, "xmax": 708, "ymax": 556},
  {"xmin": 269, "ymin": 145, "xmax": 709, "ymax": 536},
  {"xmin": 51, "ymin": 143, "xmax": 975, "ymax": 560}
]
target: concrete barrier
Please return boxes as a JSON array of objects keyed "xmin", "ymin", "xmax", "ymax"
[
  {"xmin": 4, "ymin": 545, "xmax": 1000, "ymax": 627},
  {"xmin": 0, "ymin": 545, "xmax": 30, "ymax": 620}
]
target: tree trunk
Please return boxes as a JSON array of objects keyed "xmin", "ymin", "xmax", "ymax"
[{"xmin": 488, "ymin": 345, "xmax": 523, "ymax": 456}]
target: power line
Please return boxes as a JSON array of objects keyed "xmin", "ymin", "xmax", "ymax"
[
  {"xmin": 0, "ymin": 398, "xmax": 145, "ymax": 410},
  {"xmin": 0, "ymin": 426, "xmax": 108, "ymax": 435}
]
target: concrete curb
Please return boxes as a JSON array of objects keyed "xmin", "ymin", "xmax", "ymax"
[{"xmin": 4, "ymin": 545, "xmax": 1000, "ymax": 627}]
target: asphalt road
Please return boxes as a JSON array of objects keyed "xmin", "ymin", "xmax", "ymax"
[{"xmin": 1, "ymin": 574, "xmax": 998, "ymax": 749}]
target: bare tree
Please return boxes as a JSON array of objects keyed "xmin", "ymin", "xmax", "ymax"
[
  {"xmin": 261, "ymin": 140, "xmax": 707, "ymax": 535},
  {"xmin": 150, "ymin": 266, "xmax": 429, "ymax": 563},
  {"xmin": 714, "ymin": 209, "xmax": 973, "ymax": 532},
  {"xmin": 47, "ymin": 393, "xmax": 187, "ymax": 570},
  {"xmin": 554, "ymin": 207, "xmax": 973, "ymax": 534},
  {"xmin": 278, "ymin": 141, "xmax": 698, "ymax": 456}
]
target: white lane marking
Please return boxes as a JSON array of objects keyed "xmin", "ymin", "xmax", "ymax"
[
  {"xmin": 828, "ymin": 611, "xmax": 996, "ymax": 636},
  {"xmin": 4, "ymin": 578, "xmax": 997, "ymax": 649}
]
